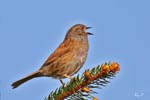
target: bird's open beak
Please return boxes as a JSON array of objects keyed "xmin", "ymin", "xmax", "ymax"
[{"xmin": 86, "ymin": 27, "xmax": 93, "ymax": 35}]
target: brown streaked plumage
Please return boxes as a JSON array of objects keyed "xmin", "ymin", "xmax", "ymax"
[{"xmin": 11, "ymin": 24, "xmax": 93, "ymax": 89}]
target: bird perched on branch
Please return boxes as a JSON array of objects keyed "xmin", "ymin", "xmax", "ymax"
[{"xmin": 11, "ymin": 24, "xmax": 93, "ymax": 89}]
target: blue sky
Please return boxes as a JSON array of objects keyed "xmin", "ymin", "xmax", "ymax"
[{"xmin": 0, "ymin": 0, "xmax": 150, "ymax": 100}]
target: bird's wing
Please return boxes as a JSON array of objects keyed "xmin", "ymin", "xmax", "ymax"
[{"xmin": 41, "ymin": 39, "xmax": 74, "ymax": 67}]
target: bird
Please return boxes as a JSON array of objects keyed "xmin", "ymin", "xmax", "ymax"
[{"xmin": 11, "ymin": 24, "xmax": 93, "ymax": 89}]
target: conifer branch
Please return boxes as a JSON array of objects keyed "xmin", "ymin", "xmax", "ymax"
[{"xmin": 44, "ymin": 62, "xmax": 120, "ymax": 100}]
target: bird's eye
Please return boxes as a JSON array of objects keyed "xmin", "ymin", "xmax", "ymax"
[{"xmin": 77, "ymin": 30, "xmax": 83, "ymax": 35}]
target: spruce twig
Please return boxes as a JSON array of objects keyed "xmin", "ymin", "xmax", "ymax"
[{"xmin": 45, "ymin": 62, "xmax": 120, "ymax": 100}]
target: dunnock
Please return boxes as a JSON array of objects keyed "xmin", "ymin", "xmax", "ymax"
[{"xmin": 11, "ymin": 24, "xmax": 93, "ymax": 89}]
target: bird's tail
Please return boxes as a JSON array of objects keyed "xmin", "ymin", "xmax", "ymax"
[{"xmin": 11, "ymin": 71, "xmax": 42, "ymax": 89}]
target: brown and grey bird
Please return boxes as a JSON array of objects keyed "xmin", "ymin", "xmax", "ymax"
[{"xmin": 11, "ymin": 24, "xmax": 93, "ymax": 89}]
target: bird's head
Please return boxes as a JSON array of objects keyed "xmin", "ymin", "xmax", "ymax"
[{"xmin": 65, "ymin": 24, "xmax": 93, "ymax": 40}]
